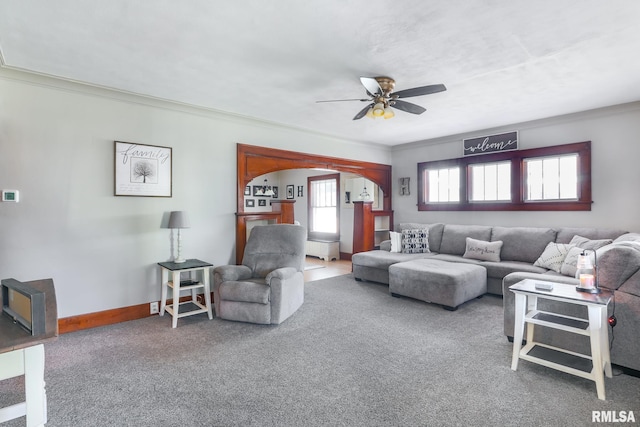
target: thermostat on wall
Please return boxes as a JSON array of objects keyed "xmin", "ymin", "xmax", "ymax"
[{"xmin": 2, "ymin": 190, "xmax": 19, "ymax": 202}]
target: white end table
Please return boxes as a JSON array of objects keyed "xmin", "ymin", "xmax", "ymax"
[
  {"xmin": 510, "ymin": 279, "xmax": 612, "ymax": 400},
  {"xmin": 158, "ymin": 259, "xmax": 213, "ymax": 328}
]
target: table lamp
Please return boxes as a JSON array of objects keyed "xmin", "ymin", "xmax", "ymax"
[{"xmin": 168, "ymin": 211, "xmax": 190, "ymax": 263}]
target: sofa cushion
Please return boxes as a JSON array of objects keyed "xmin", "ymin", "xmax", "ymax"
[
  {"xmin": 219, "ymin": 280, "xmax": 270, "ymax": 304},
  {"xmin": 400, "ymin": 223, "xmax": 444, "ymax": 253},
  {"xmin": 352, "ymin": 250, "xmax": 433, "ymax": 270},
  {"xmin": 401, "ymin": 228, "xmax": 430, "ymax": 254},
  {"xmin": 569, "ymin": 234, "xmax": 613, "ymax": 250},
  {"xmin": 555, "ymin": 227, "xmax": 627, "ymax": 244},
  {"xmin": 560, "ymin": 246, "xmax": 586, "ymax": 277},
  {"xmin": 463, "ymin": 237, "xmax": 503, "ymax": 262},
  {"xmin": 491, "ymin": 226, "xmax": 556, "ymax": 263},
  {"xmin": 534, "ymin": 242, "xmax": 575, "ymax": 273},
  {"xmin": 482, "ymin": 260, "xmax": 549, "ymax": 280},
  {"xmin": 432, "ymin": 253, "xmax": 483, "ymax": 265},
  {"xmin": 439, "ymin": 224, "xmax": 492, "ymax": 256},
  {"xmin": 613, "ymin": 232, "xmax": 640, "ymax": 244}
]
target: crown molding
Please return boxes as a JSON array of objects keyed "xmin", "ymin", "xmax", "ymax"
[
  {"xmin": 393, "ymin": 101, "xmax": 640, "ymax": 152},
  {"xmin": 0, "ymin": 63, "xmax": 388, "ymax": 152}
]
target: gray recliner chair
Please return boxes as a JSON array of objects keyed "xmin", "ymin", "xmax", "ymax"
[{"xmin": 213, "ymin": 224, "xmax": 306, "ymax": 324}]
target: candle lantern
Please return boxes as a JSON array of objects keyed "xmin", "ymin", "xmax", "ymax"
[{"xmin": 575, "ymin": 249, "xmax": 601, "ymax": 294}]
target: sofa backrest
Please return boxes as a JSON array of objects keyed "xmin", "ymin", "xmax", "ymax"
[
  {"xmin": 399, "ymin": 223, "xmax": 445, "ymax": 253},
  {"xmin": 555, "ymin": 227, "xmax": 627, "ymax": 244},
  {"xmin": 491, "ymin": 226, "xmax": 556, "ymax": 263},
  {"xmin": 439, "ymin": 224, "xmax": 492, "ymax": 256}
]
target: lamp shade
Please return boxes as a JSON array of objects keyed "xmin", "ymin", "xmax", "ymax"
[
  {"xmin": 168, "ymin": 211, "xmax": 190, "ymax": 229},
  {"xmin": 372, "ymin": 102, "xmax": 385, "ymax": 117}
]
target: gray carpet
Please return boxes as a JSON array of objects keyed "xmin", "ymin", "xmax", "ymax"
[{"xmin": 1, "ymin": 274, "xmax": 639, "ymax": 426}]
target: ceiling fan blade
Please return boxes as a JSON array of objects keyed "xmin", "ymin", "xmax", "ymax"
[
  {"xmin": 392, "ymin": 84, "xmax": 446, "ymax": 99},
  {"xmin": 360, "ymin": 77, "xmax": 382, "ymax": 97},
  {"xmin": 392, "ymin": 100, "xmax": 426, "ymax": 115},
  {"xmin": 316, "ymin": 98, "xmax": 370, "ymax": 103},
  {"xmin": 353, "ymin": 104, "xmax": 373, "ymax": 120}
]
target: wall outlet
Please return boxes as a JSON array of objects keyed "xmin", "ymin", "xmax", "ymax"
[{"xmin": 150, "ymin": 301, "xmax": 159, "ymax": 315}]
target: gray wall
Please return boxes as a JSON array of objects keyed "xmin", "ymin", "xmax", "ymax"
[
  {"xmin": 0, "ymin": 70, "xmax": 391, "ymax": 317},
  {"xmin": 3, "ymin": 66, "xmax": 639, "ymax": 319},
  {"xmin": 391, "ymin": 103, "xmax": 640, "ymax": 232}
]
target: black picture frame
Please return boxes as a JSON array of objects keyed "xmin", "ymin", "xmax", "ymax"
[
  {"xmin": 297, "ymin": 186, "xmax": 304, "ymax": 197},
  {"xmin": 272, "ymin": 186, "xmax": 279, "ymax": 199},
  {"xmin": 246, "ymin": 199, "xmax": 255, "ymax": 207},
  {"xmin": 244, "ymin": 186, "xmax": 251, "ymax": 196},
  {"xmin": 286, "ymin": 185, "xmax": 294, "ymax": 199},
  {"xmin": 252, "ymin": 186, "xmax": 262, "ymax": 197},
  {"xmin": 258, "ymin": 199, "xmax": 266, "ymax": 207}
]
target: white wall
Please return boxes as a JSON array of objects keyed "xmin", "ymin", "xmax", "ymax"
[
  {"xmin": 0, "ymin": 70, "xmax": 391, "ymax": 317},
  {"xmin": 391, "ymin": 103, "xmax": 640, "ymax": 231}
]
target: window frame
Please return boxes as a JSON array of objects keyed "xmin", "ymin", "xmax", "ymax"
[
  {"xmin": 417, "ymin": 141, "xmax": 591, "ymax": 211},
  {"xmin": 307, "ymin": 173, "xmax": 340, "ymax": 241}
]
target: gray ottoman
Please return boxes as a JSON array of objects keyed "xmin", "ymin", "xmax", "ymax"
[{"xmin": 389, "ymin": 259, "xmax": 487, "ymax": 310}]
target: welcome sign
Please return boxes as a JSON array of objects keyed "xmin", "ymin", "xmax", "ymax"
[{"xmin": 463, "ymin": 131, "xmax": 518, "ymax": 156}]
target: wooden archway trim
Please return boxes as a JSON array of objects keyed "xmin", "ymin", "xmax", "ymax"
[
  {"xmin": 237, "ymin": 143, "xmax": 392, "ymax": 213},
  {"xmin": 235, "ymin": 143, "xmax": 393, "ymax": 264}
]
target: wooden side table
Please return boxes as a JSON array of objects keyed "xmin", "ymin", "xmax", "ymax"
[
  {"xmin": 158, "ymin": 259, "xmax": 213, "ymax": 328},
  {"xmin": 510, "ymin": 279, "xmax": 612, "ymax": 400},
  {"xmin": 0, "ymin": 278, "xmax": 58, "ymax": 426}
]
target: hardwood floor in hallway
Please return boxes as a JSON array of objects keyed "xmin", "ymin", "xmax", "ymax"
[{"xmin": 303, "ymin": 256, "xmax": 353, "ymax": 282}]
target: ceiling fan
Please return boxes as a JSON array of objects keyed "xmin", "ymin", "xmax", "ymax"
[{"xmin": 317, "ymin": 76, "xmax": 446, "ymax": 120}]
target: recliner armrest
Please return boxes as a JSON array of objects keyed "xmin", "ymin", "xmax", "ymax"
[
  {"xmin": 265, "ymin": 267, "xmax": 298, "ymax": 283},
  {"xmin": 214, "ymin": 265, "xmax": 252, "ymax": 282}
]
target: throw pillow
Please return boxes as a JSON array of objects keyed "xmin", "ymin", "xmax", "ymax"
[
  {"xmin": 462, "ymin": 237, "xmax": 503, "ymax": 262},
  {"xmin": 390, "ymin": 231, "xmax": 402, "ymax": 253},
  {"xmin": 560, "ymin": 246, "xmax": 597, "ymax": 277},
  {"xmin": 569, "ymin": 235, "xmax": 613, "ymax": 251},
  {"xmin": 534, "ymin": 242, "xmax": 574, "ymax": 273},
  {"xmin": 401, "ymin": 229, "xmax": 430, "ymax": 254}
]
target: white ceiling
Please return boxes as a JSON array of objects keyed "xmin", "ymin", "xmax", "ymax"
[{"xmin": 2, "ymin": 1, "xmax": 640, "ymax": 146}]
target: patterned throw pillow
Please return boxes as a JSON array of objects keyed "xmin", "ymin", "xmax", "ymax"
[
  {"xmin": 462, "ymin": 237, "xmax": 503, "ymax": 262},
  {"xmin": 560, "ymin": 246, "xmax": 599, "ymax": 277},
  {"xmin": 534, "ymin": 242, "xmax": 574, "ymax": 273},
  {"xmin": 401, "ymin": 229, "xmax": 430, "ymax": 254}
]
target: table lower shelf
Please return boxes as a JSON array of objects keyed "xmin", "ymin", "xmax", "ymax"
[
  {"xmin": 164, "ymin": 301, "xmax": 209, "ymax": 318},
  {"xmin": 519, "ymin": 342, "xmax": 595, "ymax": 380}
]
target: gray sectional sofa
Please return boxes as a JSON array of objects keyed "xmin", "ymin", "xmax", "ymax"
[{"xmin": 352, "ymin": 223, "xmax": 640, "ymax": 372}]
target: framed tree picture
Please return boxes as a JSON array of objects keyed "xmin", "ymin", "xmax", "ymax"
[{"xmin": 114, "ymin": 141, "xmax": 172, "ymax": 197}]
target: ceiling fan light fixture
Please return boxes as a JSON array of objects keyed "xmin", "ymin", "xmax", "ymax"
[
  {"xmin": 365, "ymin": 107, "xmax": 374, "ymax": 119},
  {"xmin": 383, "ymin": 106, "xmax": 395, "ymax": 119},
  {"xmin": 372, "ymin": 102, "xmax": 385, "ymax": 117}
]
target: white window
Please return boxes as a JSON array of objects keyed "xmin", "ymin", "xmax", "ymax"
[
  {"xmin": 427, "ymin": 167, "xmax": 460, "ymax": 202},
  {"xmin": 308, "ymin": 174, "xmax": 339, "ymax": 240},
  {"xmin": 525, "ymin": 154, "xmax": 578, "ymax": 201},
  {"xmin": 469, "ymin": 162, "xmax": 511, "ymax": 202}
]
